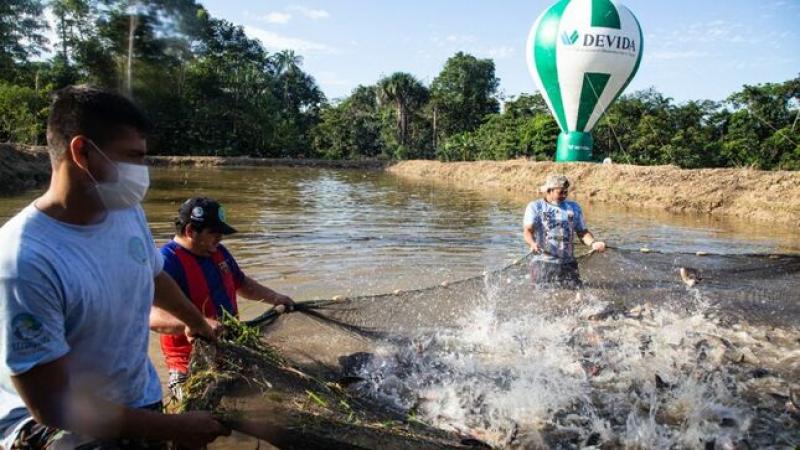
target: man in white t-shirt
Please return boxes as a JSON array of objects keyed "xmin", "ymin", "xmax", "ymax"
[
  {"xmin": 0, "ymin": 86, "xmax": 230, "ymax": 448},
  {"xmin": 523, "ymin": 174, "xmax": 606, "ymax": 288}
]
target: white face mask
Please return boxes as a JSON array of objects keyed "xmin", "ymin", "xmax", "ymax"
[{"xmin": 84, "ymin": 140, "xmax": 150, "ymax": 210}]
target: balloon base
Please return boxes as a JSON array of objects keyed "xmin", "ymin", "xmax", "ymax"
[{"xmin": 555, "ymin": 132, "xmax": 593, "ymax": 162}]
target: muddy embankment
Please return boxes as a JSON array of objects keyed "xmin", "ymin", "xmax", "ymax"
[
  {"xmin": 0, "ymin": 144, "xmax": 51, "ymax": 195},
  {"xmin": 387, "ymin": 160, "xmax": 800, "ymax": 226},
  {"xmin": 3, "ymin": 143, "xmax": 800, "ymax": 226},
  {"xmin": 147, "ymin": 155, "xmax": 385, "ymax": 169}
]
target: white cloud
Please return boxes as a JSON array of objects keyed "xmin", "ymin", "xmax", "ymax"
[
  {"xmin": 481, "ymin": 46, "xmax": 515, "ymax": 60},
  {"xmin": 244, "ymin": 25, "xmax": 338, "ymax": 54},
  {"xmin": 262, "ymin": 12, "xmax": 292, "ymax": 24},
  {"xmin": 427, "ymin": 33, "xmax": 515, "ymax": 60},
  {"xmin": 648, "ymin": 50, "xmax": 709, "ymax": 61},
  {"xmin": 288, "ymin": 6, "xmax": 330, "ymax": 20},
  {"xmin": 445, "ymin": 34, "xmax": 476, "ymax": 44},
  {"xmin": 664, "ymin": 20, "xmax": 759, "ymax": 45},
  {"xmin": 317, "ymin": 71, "xmax": 350, "ymax": 87},
  {"xmin": 431, "ymin": 34, "xmax": 476, "ymax": 47},
  {"xmin": 416, "ymin": 48, "xmax": 435, "ymax": 60}
]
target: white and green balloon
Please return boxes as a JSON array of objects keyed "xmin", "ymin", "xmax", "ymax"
[{"xmin": 526, "ymin": 0, "xmax": 643, "ymax": 162}]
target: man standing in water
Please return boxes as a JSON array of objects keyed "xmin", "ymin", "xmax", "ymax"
[
  {"xmin": 0, "ymin": 86, "xmax": 230, "ymax": 448},
  {"xmin": 150, "ymin": 197, "xmax": 295, "ymax": 400},
  {"xmin": 523, "ymin": 174, "xmax": 606, "ymax": 288}
]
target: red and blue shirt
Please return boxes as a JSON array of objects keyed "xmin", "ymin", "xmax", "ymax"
[{"xmin": 159, "ymin": 240, "xmax": 245, "ymax": 372}]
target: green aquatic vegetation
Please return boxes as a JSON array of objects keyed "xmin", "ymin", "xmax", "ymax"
[
  {"xmin": 179, "ymin": 311, "xmax": 354, "ymax": 420},
  {"xmin": 306, "ymin": 389, "xmax": 328, "ymax": 408}
]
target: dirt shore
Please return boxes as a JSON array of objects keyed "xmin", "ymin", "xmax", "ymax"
[
  {"xmin": 3, "ymin": 144, "xmax": 799, "ymax": 226},
  {"xmin": 147, "ymin": 155, "xmax": 385, "ymax": 169},
  {"xmin": 0, "ymin": 144, "xmax": 50, "ymax": 195},
  {"xmin": 387, "ymin": 160, "xmax": 800, "ymax": 226}
]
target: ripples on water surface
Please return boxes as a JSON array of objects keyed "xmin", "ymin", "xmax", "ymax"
[
  {"xmin": 2, "ymin": 166, "xmax": 799, "ymax": 448},
  {"xmin": 1, "ymin": 166, "xmax": 798, "ymax": 301},
  {"xmin": 138, "ymin": 166, "xmax": 800, "ymax": 302}
]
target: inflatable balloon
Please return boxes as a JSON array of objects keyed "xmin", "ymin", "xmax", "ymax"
[{"xmin": 526, "ymin": 0, "xmax": 643, "ymax": 162}]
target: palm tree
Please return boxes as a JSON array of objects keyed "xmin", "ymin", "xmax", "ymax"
[
  {"xmin": 272, "ymin": 50, "xmax": 306, "ymax": 113},
  {"xmin": 376, "ymin": 72, "xmax": 428, "ymax": 147},
  {"xmin": 273, "ymin": 49, "xmax": 303, "ymax": 75}
]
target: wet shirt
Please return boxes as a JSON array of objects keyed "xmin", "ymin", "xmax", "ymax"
[
  {"xmin": 0, "ymin": 204, "xmax": 163, "ymax": 447},
  {"xmin": 523, "ymin": 199, "xmax": 588, "ymax": 263}
]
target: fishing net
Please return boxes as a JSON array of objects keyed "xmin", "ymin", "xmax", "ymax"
[{"xmin": 182, "ymin": 248, "xmax": 800, "ymax": 449}]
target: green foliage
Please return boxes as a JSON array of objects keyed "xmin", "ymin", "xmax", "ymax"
[
  {"xmin": 0, "ymin": 0, "xmax": 797, "ymax": 170},
  {"xmin": 591, "ymin": 79, "xmax": 800, "ymax": 169},
  {"xmin": 376, "ymin": 72, "xmax": 429, "ymax": 149},
  {"xmin": 436, "ymin": 132, "xmax": 478, "ymax": 162},
  {"xmin": 0, "ymin": 0, "xmax": 48, "ymax": 80},
  {"xmin": 433, "ymin": 93, "xmax": 557, "ymax": 162},
  {"xmin": 0, "ymin": 82, "xmax": 47, "ymax": 144},
  {"xmin": 312, "ymin": 86, "xmax": 386, "ymax": 160},
  {"xmin": 430, "ymin": 52, "xmax": 500, "ymax": 140},
  {"xmin": 2, "ymin": 2, "xmax": 325, "ymax": 158}
]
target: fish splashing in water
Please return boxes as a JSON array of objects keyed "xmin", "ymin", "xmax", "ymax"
[{"xmin": 346, "ymin": 291, "xmax": 800, "ymax": 449}]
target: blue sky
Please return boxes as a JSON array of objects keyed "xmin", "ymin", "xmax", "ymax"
[{"xmin": 201, "ymin": 0, "xmax": 799, "ymax": 103}]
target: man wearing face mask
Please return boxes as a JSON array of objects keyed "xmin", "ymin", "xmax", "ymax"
[
  {"xmin": 523, "ymin": 174, "xmax": 606, "ymax": 288},
  {"xmin": 0, "ymin": 85, "xmax": 230, "ymax": 448},
  {"xmin": 150, "ymin": 197, "xmax": 295, "ymax": 401}
]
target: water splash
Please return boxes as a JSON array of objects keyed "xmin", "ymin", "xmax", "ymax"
[{"xmin": 351, "ymin": 283, "xmax": 800, "ymax": 449}]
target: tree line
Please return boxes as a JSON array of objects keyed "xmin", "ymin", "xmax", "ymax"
[{"xmin": 1, "ymin": 0, "xmax": 798, "ymax": 169}]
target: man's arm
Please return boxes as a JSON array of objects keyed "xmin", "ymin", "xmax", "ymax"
[
  {"xmin": 149, "ymin": 306, "xmax": 185, "ymax": 335},
  {"xmin": 522, "ymin": 203, "xmax": 541, "ymax": 253},
  {"xmin": 573, "ymin": 205, "xmax": 605, "ymax": 252},
  {"xmin": 12, "ymin": 356, "xmax": 229, "ymax": 447},
  {"xmin": 151, "ymin": 271, "xmax": 218, "ymax": 338},
  {"xmin": 237, "ymin": 276, "xmax": 294, "ymax": 308},
  {"xmin": 523, "ymin": 225, "xmax": 540, "ymax": 253},
  {"xmin": 576, "ymin": 230, "xmax": 606, "ymax": 252}
]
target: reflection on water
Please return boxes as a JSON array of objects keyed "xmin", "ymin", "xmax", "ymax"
[{"xmin": 1, "ymin": 166, "xmax": 799, "ymax": 302}]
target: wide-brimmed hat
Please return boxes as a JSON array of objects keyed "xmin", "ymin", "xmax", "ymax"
[{"xmin": 539, "ymin": 174, "xmax": 570, "ymax": 193}]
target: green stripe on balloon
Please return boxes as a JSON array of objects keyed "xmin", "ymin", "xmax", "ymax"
[
  {"xmin": 591, "ymin": 0, "xmax": 621, "ymax": 29},
  {"xmin": 608, "ymin": 12, "xmax": 643, "ymax": 113},
  {"xmin": 534, "ymin": 0, "xmax": 571, "ymax": 132},
  {"xmin": 576, "ymin": 72, "xmax": 611, "ymax": 132}
]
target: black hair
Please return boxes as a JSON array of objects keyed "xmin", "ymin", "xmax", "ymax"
[
  {"xmin": 46, "ymin": 85, "xmax": 153, "ymax": 164},
  {"xmin": 174, "ymin": 218, "xmax": 210, "ymax": 236}
]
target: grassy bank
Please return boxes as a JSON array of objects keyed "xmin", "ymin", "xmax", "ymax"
[{"xmin": 387, "ymin": 160, "xmax": 800, "ymax": 225}]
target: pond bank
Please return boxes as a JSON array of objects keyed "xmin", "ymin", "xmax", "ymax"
[
  {"xmin": 0, "ymin": 144, "xmax": 50, "ymax": 195},
  {"xmin": 147, "ymin": 155, "xmax": 385, "ymax": 169},
  {"xmin": 3, "ymin": 144, "xmax": 799, "ymax": 226},
  {"xmin": 387, "ymin": 160, "xmax": 800, "ymax": 226}
]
